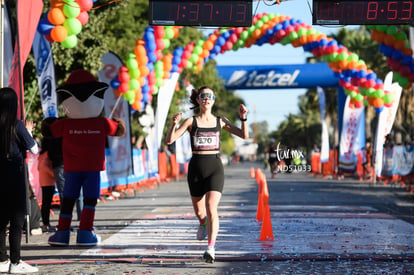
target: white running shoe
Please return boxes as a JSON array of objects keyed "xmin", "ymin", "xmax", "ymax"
[
  {"xmin": 0, "ymin": 259, "xmax": 10, "ymax": 273},
  {"xmin": 9, "ymin": 260, "xmax": 38, "ymax": 274},
  {"xmin": 196, "ymin": 225, "xmax": 207, "ymax": 241},
  {"xmin": 203, "ymin": 247, "xmax": 215, "ymax": 263}
]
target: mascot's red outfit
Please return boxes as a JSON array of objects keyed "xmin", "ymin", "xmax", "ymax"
[{"xmin": 48, "ymin": 70, "xmax": 125, "ymax": 246}]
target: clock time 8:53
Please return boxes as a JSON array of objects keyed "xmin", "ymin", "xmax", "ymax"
[{"xmin": 313, "ymin": 0, "xmax": 414, "ymax": 25}]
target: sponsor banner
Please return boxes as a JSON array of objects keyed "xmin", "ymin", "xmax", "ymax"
[
  {"xmin": 8, "ymin": 0, "xmax": 43, "ymax": 119},
  {"xmin": 155, "ymin": 72, "xmax": 180, "ymax": 149},
  {"xmin": 317, "ymin": 87, "xmax": 330, "ymax": 163},
  {"xmin": 99, "ymin": 52, "xmax": 133, "ymax": 180},
  {"xmin": 338, "ymin": 96, "xmax": 365, "ymax": 171},
  {"xmin": 374, "ymin": 72, "xmax": 402, "ymax": 176},
  {"xmin": 216, "ymin": 63, "xmax": 338, "ymax": 90},
  {"xmin": 32, "ymin": 30, "xmax": 57, "ymax": 118}
]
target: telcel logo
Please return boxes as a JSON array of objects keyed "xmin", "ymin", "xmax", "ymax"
[{"xmin": 227, "ymin": 70, "xmax": 300, "ymax": 88}]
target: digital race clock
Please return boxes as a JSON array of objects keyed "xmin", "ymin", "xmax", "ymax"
[
  {"xmin": 149, "ymin": 0, "xmax": 253, "ymax": 27},
  {"xmin": 313, "ymin": 0, "xmax": 414, "ymax": 25}
]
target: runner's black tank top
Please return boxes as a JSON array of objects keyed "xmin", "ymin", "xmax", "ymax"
[{"xmin": 190, "ymin": 116, "xmax": 221, "ymax": 151}]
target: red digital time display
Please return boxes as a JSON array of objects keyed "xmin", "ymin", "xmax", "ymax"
[
  {"xmin": 313, "ymin": 0, "xmax": 414, "ymax": 25},
  {"xmin": 149, "ymin": 0, "xmax": 253, "ymax": 27}
]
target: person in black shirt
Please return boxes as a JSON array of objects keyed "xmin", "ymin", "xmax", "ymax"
[{"xmin": 0, "ymin": 87, "xmax": 39, "ymax": 273}]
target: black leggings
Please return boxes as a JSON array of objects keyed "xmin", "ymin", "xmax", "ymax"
[
  {"xmin": 41, "ymin": 186, "xmax": 55, "ymax": 226},
  {"xmin": 0, "ymin": 159, "xmax": 27, "ymax": 264},
  {"xmin": 187, "ymin": 154, "xmax": 224, "ymax": 197}
]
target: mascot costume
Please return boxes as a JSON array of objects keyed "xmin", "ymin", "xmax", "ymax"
[{"xmin": 48, "ymin": 69, "xmax": 125, "ymax": 246}]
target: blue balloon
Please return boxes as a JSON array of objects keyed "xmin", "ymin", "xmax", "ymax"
[
  {"xmin": 142, "ymin": 93, "xmax": 150, "ymax": 103},
  {"xmin": 391, "ymin": 49, "xmax": 403, "ymax": 61},
  {"xmin": 282, "ymin": 20, "xmax": 290, "ymax": 29},
  {"xmin": 402, "ymin": 55, "xmax": 413, "ymax": 65},
  {"xmin": 302, "ymin": 43, "xmax": 311, "ymax": 52},
  {"xmin": 222, "ymin": 32, "xmax": 230, "ymax": 39},
  {"xmin": 311, "ymin": 41, "xmax": 319, "ymax": 49},
  {"xmin": 358, "ymin": 70, "xmax": 367, "ymax": 78},
  {"xmin": 273, "ymin": 23, "xmax": 283, "ymax": 32},
  {"xmin": 146, "ymin": 63, "xmax": 154, "ymax": 72},
  {"xmin": 216, "ymin": 37, "xmax": 226, "ymax": 46},
  {"xmin": 319, "ymin": 38, "xmax": 328, "ymax": 46},
  {"xmin": 147, "ymin": 52, "xmax": 157, "ymax": 63},
  {"xmin": 366, "ymin": 72, "xmax": 377, "ymax": 80},
  {"xmin": 375, "ymin": 106, "xmax": 384, "ymax": 114},
  {"xmin": 142, "ymin": 84, "xmax": 150, "ymax": 94},
  {"xmin": 327, "ymin": 40, "xmax": 338, "ymax": 47},
  {"xmin": 110, "ymin": 78, "xmax": 120, "ymax": 89},
  {"xmin": 37, "ymin": 18, "xmax": 54, "ymax": 35},
  {"xmin": 171, "ymin": 64, "xmax": 179, "ymax": 72}
]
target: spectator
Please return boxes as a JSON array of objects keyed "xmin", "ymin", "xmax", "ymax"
[{"xmin": 0, "ymin": 87, "xmax": 39, "ymax": 273}]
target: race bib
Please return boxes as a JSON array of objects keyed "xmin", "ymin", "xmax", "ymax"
[{"xmin": 193, "ymin": 131, "xmax": 219, "ymax": 150}]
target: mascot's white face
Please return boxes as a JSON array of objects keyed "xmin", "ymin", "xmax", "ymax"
[
  {"xmin": 61, "ymin": 91, "xmax": 104, "ymax": 119},
  {"xmin": 57, "ymin": 70, "xmax": 108, "ymax": 119}
]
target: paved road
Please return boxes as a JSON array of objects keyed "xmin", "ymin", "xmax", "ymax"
[{"xmin": 19, "ymin": 161, "xmax": 414, "ymax": 274}]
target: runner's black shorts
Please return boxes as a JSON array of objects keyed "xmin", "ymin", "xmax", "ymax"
[{"xmin": 187, "ymin": 154, "xmax": 224, "ymax": 197}]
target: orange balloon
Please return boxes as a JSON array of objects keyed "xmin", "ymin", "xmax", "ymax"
[
  {"xmin": 139, "ymin": 66, "xmax": 149, "ymax": 77},
  {"xmin": 308, "ymin": 33, "xmax": 317, "ymax": 42},
  {"xmin": 394, "ymin": 40, "xmax": 406, "ymax": 51},
  {"xmin": 203, "ymin": 40, "xmax": 214, "ymax": 51},
  {"xmin": 201, "ymin": 49, "xmax": 210, "ymax": 58},
  {"xmin": 48, "ymin": 8, "xmax": 66, "ymax": 25},
  {"xmin": 252, "ymin": 29, "xmax": 261, "ymax": 39},
  {"xmin": 372, "ymin": 97, "xmax": 384, "ymax": 108},
  {"xmin": 291, "ymin": 39, "xmax": 300, "ymax": 48},
  {"xmin": 384, "ymin": 34, "xmax": 396, "ymax": 46},
  {"xmin": 403, "ymin": 48, "xmax": 413, "ymax": 56},
  {"xmin": 132, "ymin": 100, "xmax": 142, "ymax": 111},
  {"xmin": 51, "ymin": 0, "xmax": 65, "ymax": 9},
  {"xmin": 50, "ymin": 25, "xmax": 67, "ymax": 42},
  {"xmin": 298, "ymin": 35, "xmax": 307, "ymax": 45},
  {"xmin": 338, "ymin": 60, "xmax": 348, "ymax": 70},
  {"xmin": 138, "ymin": 77, "xmax": 145, "ymax": 86}
]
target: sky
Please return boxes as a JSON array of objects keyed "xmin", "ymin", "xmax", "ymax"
[{"xmin": 199, "ymin": 0, "xmax": 349, "ymax": 132}]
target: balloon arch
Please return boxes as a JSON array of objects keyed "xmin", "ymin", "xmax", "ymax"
[{"xmin": 39, "ymin": 6, "xmax": 413, "ymax": 113}]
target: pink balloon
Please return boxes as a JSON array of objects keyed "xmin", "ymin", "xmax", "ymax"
[
  {"xmin": 76, "ymin": 0, "xmax": 93, "ymax": 11},
  {"xmin": 76, "ymin": 11, "xmax": 89, "ymax": 25}
]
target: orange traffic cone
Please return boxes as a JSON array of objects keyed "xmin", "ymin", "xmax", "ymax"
[{"xmin": 259, "ymin": 195, "xmax": 274, "ymax": 241}]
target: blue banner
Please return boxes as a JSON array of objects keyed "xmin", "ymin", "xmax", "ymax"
[{"xmin": 216, "ymin": 63, "xmax": 338, "ymax": 90}]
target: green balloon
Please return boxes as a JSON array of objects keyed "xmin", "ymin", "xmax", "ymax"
[
  {"xmin": 128, "ymin": 79, "xmax": 140, "ymax": 90},
  {"xmin": 262, "ymin": 15, "xmax": 269, "ymax": 23},
  {"xmin": 297, "ymin": 28, "xmax": 306, "ymax": 36},
  {"xmin": 395, "ymin": 32, "xmax": 407, "ymax": 41},
  {"xmin": 126, "ymin": 58, "xmax": 138, "ymax": 70},
  {"xmin": 288, "ymin": 31, "xmax": 298, "ymax": 41},
  {"xmin": 355, "ymin": 94, "xmax": 364, "ymax": 102},
  {"xmin": 280, "ymin": 37, "xmax": 290, "ymax": 45},
  {"xmin": 61, "ymin": 35, "xmax": 77, "ymax": 48},
  {"xmin": 385, "ymin": 25, "xmax": 398, "ymax": 35},
  {"xmin": 156, "ymin": 77, "xmax": 163, "ymax": 87},
  {"xmin": 193, "ymin": 46, "xmax": 203, "ymax": 55},
  {"xmin": 350, "ymin": 91, "xmax": 357, "ymax": 98},
  {"xmin": 330, "ymin": 52, "xmax": 339, "ymax": 62},
  {"xmin": 63, "ymin": 2, "xmax": 80, "ymax": 18},
  {"xmin": 347, "ymin": 53, "xmax": 358, "ymax": 62},
  {"xmin": 383, "ymin": 93, "xmax": 393, "ymax": 103},
  {"xmin": 237, "ymin": 40, "xmax": 245, "ymax": 47},
  {"xmin": 129, "ymin": 68, "xmax": 140, "ymax": 79},
  {"xmin": 366, "ymin": 88, "xmax": 376, "ymax": 97},
  {"xmin": 164, "ymin": 27, "xmax": 174, "ymax": 39},
  {"xmin": 255, "ymin": 20, "xmax": 264, "ymax": 29},
  {"xmin": 240, "ymin": 31, "xmax": 249, "ymax": 40},
  {"xmin": 163, "ymin": 39, "xmax": 170, "ymax": 49},
  {"xmin": 63, "ymin": 18, "xmax": 82, "ymax": 35},
  {"xmin": 376, "ymin": 25, "xmax": 388, "ymax": 32},
  {"xmin": 398, "ymin": 77, "xmax": 409, "ymax": 88},
  {"xmin": 339, "ymin": 52, "xmax": 348, "ymax": 61},
  {"xmin": 124, "ymin": 90, "xmax": 135, "ymax": 104},
  {"xmin": 375, "ymin": 89, "xmax": 385, "ymax": 98},
  {"xmin": 359, "ymin": 87, "xmax": 367, "ymax": 96},
  {"xmin": 190, "ymin": 53, "xmax": 199, "ymax": 63}
]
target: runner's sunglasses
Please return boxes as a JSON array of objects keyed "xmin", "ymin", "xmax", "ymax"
[{"xmin": 199, "ymin": 93, "xmax": 215, "ymax": 100}]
